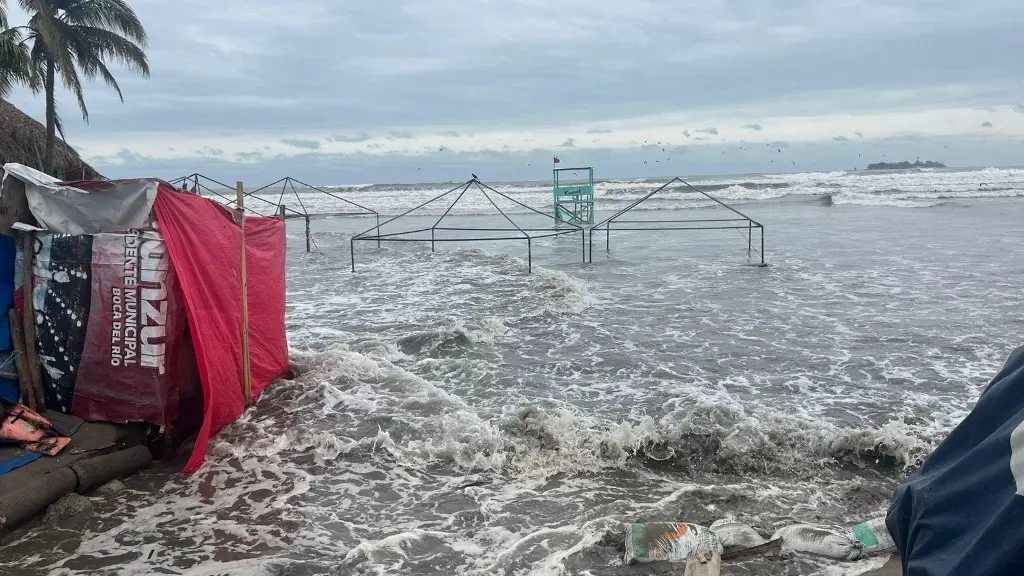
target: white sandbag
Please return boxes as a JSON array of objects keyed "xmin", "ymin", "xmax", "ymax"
[
  {"xmin": 624, "ymin": 522, "xmax": 723, "ymax": 564},
  {"xmin": 770, "ymin": 524, "xmax": 864, "ymax": 560},
  {"xmin": 848, "ymin": 517, "xmax": 897, "ymax": 555},
  {"xmin": 710, "ymin": 519, "xmax": 767, "ymax": 551}
]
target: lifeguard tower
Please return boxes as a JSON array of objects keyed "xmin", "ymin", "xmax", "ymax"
[{"xmin": 552, "ymin": 166, "xmax": 595, "ymax": 225}]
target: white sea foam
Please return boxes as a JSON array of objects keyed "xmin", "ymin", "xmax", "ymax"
[{"xmin": 214, "ymin": 166, "xmax": 1024, "ymax": 216}]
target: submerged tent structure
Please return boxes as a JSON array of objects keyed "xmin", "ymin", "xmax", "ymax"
[
  {"xmin": 887, "ymin": 346, "xmax": 1024, "ymax": 575},
  {"xmin": 0, "ymin": 164, "xmax": 289, "ymax": 472}
]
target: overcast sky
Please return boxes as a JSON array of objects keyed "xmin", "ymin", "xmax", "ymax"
[{"xmin": 6, "ymin": 0, "xmax": 1024, "ymax": 184}]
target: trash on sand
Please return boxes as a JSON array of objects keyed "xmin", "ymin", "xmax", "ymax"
[
  {"xmin": 848, "ymin": 517, "xmax": 896, "ymax": 555},
  {"xmin": 624, "ymin": 522, "xmax": 723, "ymax": 564},
  {"xmin": 770, "ymin": 524, "xmax": 864, "ymax": 560},
  {"xmin": 710, "ymin": 519, "xmax": 767, "ymax": 551}
]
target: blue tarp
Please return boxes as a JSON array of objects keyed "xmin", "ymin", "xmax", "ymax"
[
  {"xmin": 0, "ymin": 234, "xmax": 16, "ymax": 403},
  {"xmin": 887, "ymin": 347, "xmax": 1024, "ymax": 576}
]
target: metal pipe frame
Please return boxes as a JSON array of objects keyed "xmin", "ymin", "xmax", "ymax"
[
  {"xmin": 351, "ymin": 177, "xmax": 584, "ymax": 273},
  {"xmin": 588, "ymin": 176, "xmax": 766, "ymax": 265}
]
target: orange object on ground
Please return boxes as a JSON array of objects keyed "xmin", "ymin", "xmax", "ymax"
[{"xmin": 0, "ymin": 404, "xmax": 71, "ymax": 456}]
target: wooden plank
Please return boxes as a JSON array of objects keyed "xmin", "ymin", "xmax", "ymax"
[
  {"xmin": 236, "ymin": 182, "xmax": 253, "ymax": 407},
  {"xmin": 8, "ymin": 308, "xmax": 36, "ymax": 410},
  {"xmin": 20, "ymin": 233, "xmax": 45, "ymax": 410}
]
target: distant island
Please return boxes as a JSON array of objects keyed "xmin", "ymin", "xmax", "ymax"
[{"xmin": 865, "ymin": 160, "xmax": 946, "ymax": 170}]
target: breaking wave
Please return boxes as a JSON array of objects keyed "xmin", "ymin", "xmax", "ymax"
[
  {"xmin": 279, "ymin": 346, "xmax": 933, "ymax": 481},
  {"xmin": 212, "ymin": 166, "xmax": 1024, "ymax": 217}
]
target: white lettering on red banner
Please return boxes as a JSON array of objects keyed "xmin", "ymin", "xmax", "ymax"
[{"xmin": 110, "ymin": 230, "xmax": 169, "ymax": 374}]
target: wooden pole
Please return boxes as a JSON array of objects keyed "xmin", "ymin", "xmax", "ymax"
[
  {"xmin": 304, "ymin": 216, "xmax": 311, "ymax": 253},
  {"xmin": 236, "ymin": 182, "xmax": 253, "ymax": 407},
  {"xmin": 20, "ymin": 234, "xmax": 44, "ymax": 410},
  {"xmin": 277, "ymin": 204, "xmax": 286, "ymax": 221},
  {"xmin": 9, "ymin": 309, "xmax": 37, "ymax": 410}
]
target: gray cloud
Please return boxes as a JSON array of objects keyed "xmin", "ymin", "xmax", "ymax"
[
  {"xmin": 743, "ymin": 123, "xmax": 763, "ymax": 131},
  {"xmin": 586, "ymin": 128, "xmax": 613, "ymax": 134},
  {"xmin": 559, "ymin": 138, "xmax": 576, "ymax": 147},
  {"xmin": 388, "ymin": 130, "xmax": 414, "ymax": 139},
  {"xmin": 974, "ymin": 106, "xmax": 996, "ymax": 112},
  {"xmin": 696, "ymin": 127, "xmax": 719, "ymax": 135},
  {"xmin": 436, "ymin": 130, "xmax": 461, "ymax": 137},
  {"xmin": 196, "ymin": 147, "xmax": 225, "ymax": 156},
  {"xmin": 833, "ymin": 135, "xmax": 848, "ymax": 141},
  {"xmin": 235, "ymin": 151, "xmax": 263, "ymax": 162},
  {"xmin": 282, "ymin": 138, "xmax": 322, "ymax": 150},
  {"xmin": 681, "ymin": 130, "xmax": 691, "ymax": 138},
  {"xmin": 3, "ymin": 0, "xmax": 1021, "ymax": 182},
  {"xmin": 981, "ymin": 121, "xmax": 993, "ymax": 127},
  {"xmin": 332, "ymin": 133, "xmax": 372, "ymax": 143}
]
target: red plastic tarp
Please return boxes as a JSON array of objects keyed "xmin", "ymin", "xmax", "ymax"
[{"xmin": 153, "ymin": 185, "xmax": 289, "ymax": 473}]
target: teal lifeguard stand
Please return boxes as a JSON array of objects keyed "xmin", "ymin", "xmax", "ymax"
[{"xmin": 553, "ymin": 166, "xmax": 595, "ymax": 225}]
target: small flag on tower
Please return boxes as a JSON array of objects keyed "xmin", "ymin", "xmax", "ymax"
[{"xmin": 553, "ymin": 156, "xmax": 560, "ymax": 164}]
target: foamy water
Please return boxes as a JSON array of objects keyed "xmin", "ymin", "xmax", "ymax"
[
  {"xmin": 1, "ymin": 168, "xmax": 1023, "ymax": 575},
  {"xmin": 220, "ymin": 166, "xmax": 1024, "ymax": 217}
]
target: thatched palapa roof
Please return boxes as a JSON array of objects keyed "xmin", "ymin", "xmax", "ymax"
[{"xmin": 0, "ymin": 98, "xmax": 102, "ymax": 180}]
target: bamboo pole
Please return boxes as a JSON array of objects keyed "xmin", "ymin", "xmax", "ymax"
[
  {"xmin": 8, "ymin": 309, "xmax": 37, "ymax": 410},
  {"xmin": 20, "ymin": 234, "xmax": 44, "ymax": 410},
  {"xmin": 236, "ymin": 182, "xmax": 253, "ymax": 407}
]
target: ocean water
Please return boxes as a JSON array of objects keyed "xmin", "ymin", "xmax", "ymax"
[{"xmin": 1, "ymin": 167, "xmax": 1023, "ymax": 575}]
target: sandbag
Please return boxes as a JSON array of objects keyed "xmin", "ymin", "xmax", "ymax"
[
  {"xmin": 770, "ymin": 524, "xmax": 864, "ymax": 560},
  {"xmin": 624, "ymin": 522, "xmax": 723, "ymax": 564},
  {"xmin": 0, "ymin": 467, "xmax": 76, "ymax": 532},
  {"xmin": 70, "ymin": 445, "xmax": 152, "ymax": 493},
  {"xmin": 710, "ymin": 519, "xmax": 767, "ymax": 551}
]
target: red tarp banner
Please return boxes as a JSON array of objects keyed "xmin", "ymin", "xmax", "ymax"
[
  {"xmin": 153, "ymin": 185, "xmax": 289, "ymax": 473},
  {"xmin": 28, "ymin": 228, "xmax": 195, "ymax": 424}
]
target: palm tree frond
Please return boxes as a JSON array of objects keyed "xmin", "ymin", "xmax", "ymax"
[
  {"xmin": 0, "ymin": 28, "xmax": 33, "ymax": 97},
  {"xmin": 61, "ymin": 0, "xmax": 147, "ymax": 46},
  {"xmin": 67, "ymin": 24, "xmax": 148, "ymax": 77}
]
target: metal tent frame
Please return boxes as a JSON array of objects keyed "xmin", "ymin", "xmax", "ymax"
[
  {"xmin": 588, "ymin": 176, "xmax": 765, "ymax": 265},
  {"xmin": 351, "ymin": 177, "xmax": 584, "ymax": 273},
  {"xmin": 169, "ymin": 173, "xmax": 379, "ymax": 253}
]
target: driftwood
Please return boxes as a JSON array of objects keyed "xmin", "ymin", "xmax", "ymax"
[{"xmin": 683, "ymin": 542, "xmax": 721, "ymax": 576}]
